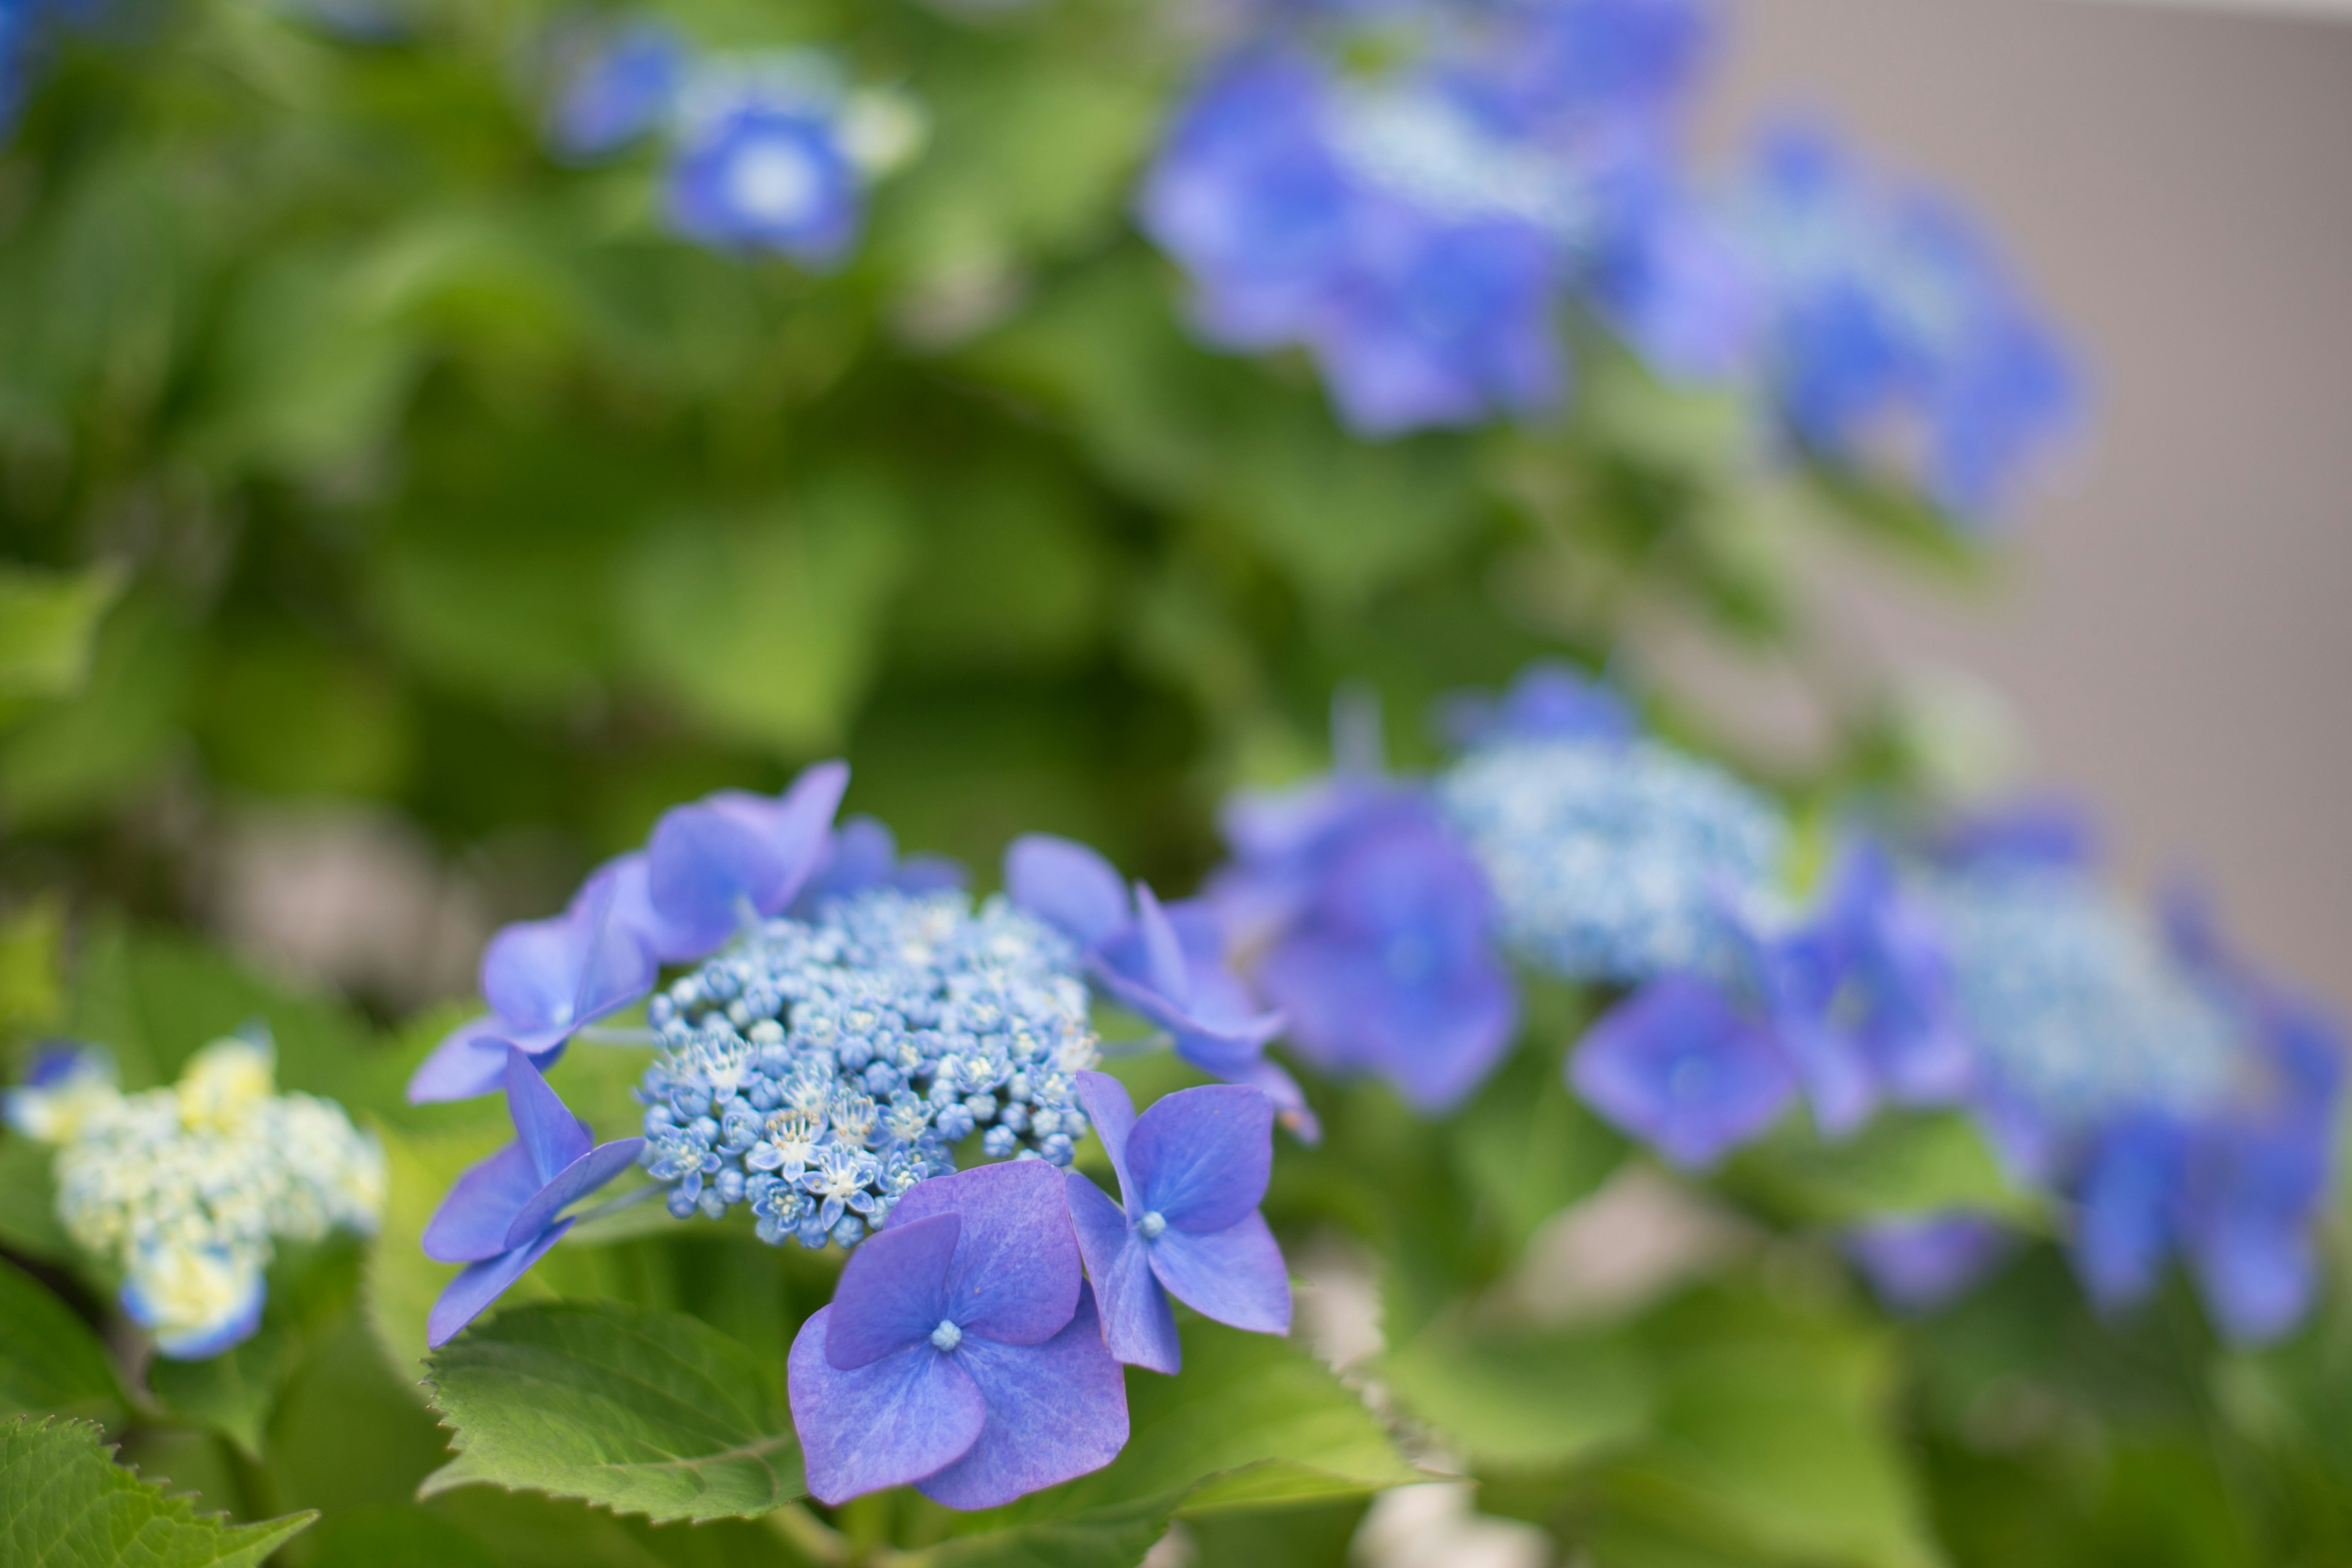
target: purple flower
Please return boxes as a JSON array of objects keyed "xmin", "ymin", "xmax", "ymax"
[
  {"xmin": 787, "ymin": 1160, "xmax": 1129, "ymax": 1509},
  {"xmin": 791, "ymin": 813, "xmax": 967, "ymax": 914},
  {"xmin": 1063, "ymin": 1073, "xmax": 1291, "ymax": 1374},
  {"xmin": 408, "ymin": 861, "xmax": 661, "ymax": 1104},
  {"xmin": 1227, "ymin": 785, "xmax": 1518, "ymax": 1114},
  {"xmin": 548, "ymin": 17, "xmax": 686, "ymax": 160},
  {"xmin": 668, "ymin": 104, "xmax": 862, "ymax": 266},
  {"xmin": 637, "ymin": 760, "xmax": 850, "ymax": 960},
  {"xmin": 422, "ymin": 1048, "xmax": 646, "ymax": 1347},
  {"xmin": 1569, "ymin": 974, "xmax": 1796, "ymax": 1168},
  {"xmin": 1005, "ymin": 834, "xmax": 1305, "ymax": 1132},
  {"xmin": 1844, "ymin": 1212, "xmax": 2011, "ymax": 1312}
]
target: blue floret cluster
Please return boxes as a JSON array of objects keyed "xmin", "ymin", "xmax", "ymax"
[{"xmin": 636, "ymin": 886, "xmax": 1099, "ymax": 1249}]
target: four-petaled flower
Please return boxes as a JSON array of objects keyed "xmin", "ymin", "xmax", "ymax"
[
  {"xmin": 423, "ymin": 1048, "xmax": 646, "ymax": 1347},
  {"xmin": 787, "ymin": 1160, "xmax": 1128, "ymax": 1509},
  {"xmin": 1065, "ymin": 1072, "xmax": 1291, "ymax": 1374},
  {"xmin": 1570, "ymin": 974, "xmax": 1796, "ymax": 1169}
]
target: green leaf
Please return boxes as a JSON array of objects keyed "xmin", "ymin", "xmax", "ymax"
[
  {"xmin": 0, "ymin": 1133, "xmax": 70, "ymax": 1261},
  {"xmin": 1448, "ymin": 1003, "xmax": 1626, "ymax": 1256},
  {"xmin": 618, "ymin": 478, "xmax": 913, "ymax": 755},
  {"xmin": 0, "ymin": 894, "xmax": 68, "ymax": 1039},
  {"xmin": 1721, "ymin": 1111, "xmax": 2040, "ymax": 1229},
  {"xmin": 901, "ymin": 1320, "xmax": 1417, "ymax": 1566},
  {"xmin": 0, "ymin": 563, "xmax": 126, "ymax": 706},
  {"xmin": 421, "ymin": 1300, "xmax": 805, "ymax": 1523},
  {"xmin": 0, "ymin": 1415, "xmax": 314, "ymax": 1567},
  {"xmin": 1381, "ymin": 1321, "xmax": 1651, "ymax": 1472},
  {"xmin": 0, "ymin": 590, "xmax": 192, "ymax": 831},
  {"xmin": 148, "ymin": 1238, "xmax": 363, "ymax": 1458},
  {"xmin": 0, "ymin": 1257, "xmax": 124, "ymax": 1427}
]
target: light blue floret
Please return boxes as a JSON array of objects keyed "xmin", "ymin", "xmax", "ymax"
[
  {"xmin": 1439, "ymin": 737, "xmax": 1787, "ymax": 984},
  {"xmin": 637, "ymin": 887, "xmax": 1098, "ymax": 1248}
]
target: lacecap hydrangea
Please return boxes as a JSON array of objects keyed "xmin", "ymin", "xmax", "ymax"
[
  {"xmin": 7, "ymin": 1029, "xmax": 385, "ymax": 1358},
  {"xmin": 637, "ymin": 886, "xmax": 1099, "ymax": 1250}
]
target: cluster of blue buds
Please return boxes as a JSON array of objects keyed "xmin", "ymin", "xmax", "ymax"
[
  {"xmin": 7, "ymin": 1029, "xmax": 385, "ymax": 1359},
  {"xmin": 541, "ymin": 14, "xmax": 925, "ymax": 267},
  {"xmin": 638, "ymin": 887, "xmax": 1099, "ymax": 1249}
]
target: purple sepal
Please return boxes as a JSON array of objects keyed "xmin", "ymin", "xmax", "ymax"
[
  {"xmin": 913, "ymin": 1286, "xmax": 1129, "ymax": 1512},
  {"xmin": 1570, "ymin": 976, "xmax": 1797, "ymax": 1169}
]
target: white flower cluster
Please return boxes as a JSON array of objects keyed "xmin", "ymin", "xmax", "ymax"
[{"xmin": 7, "ymin": 1031, "xmax": 385, "ymax": 1359}]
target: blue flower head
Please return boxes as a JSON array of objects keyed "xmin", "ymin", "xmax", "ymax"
[
  {"xmin": 635, "ymin": 884, "xmax": 1099, "ymax": 1248},
  {"xmin": 1213, "ymin": 774, "xmax": 1518, "ymax": 1114},
  {"xmin": 669, "ymin": 102, "xmax": 862, "ymax": 266},
  {"xmin": 1719, "ymin": 120, "xmax": 2079, "ymax": 521},
  {"xmin": 423, "ymin": 1047, "xmax": 646, "ymax": 1346},
  {"xmin": 1065, "ymin": 1072, "xmax": 1291, "ymax": 1373},
  {"xmin": 548, "ymin": 16, "xmax": 688, "ymax": 161},
  {"xmin": 787, "ymin": 1160, "xmax": 1128, "ymax": 1509}
]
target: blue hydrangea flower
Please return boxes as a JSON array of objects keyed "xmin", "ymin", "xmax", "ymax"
[
  {"xmin": 1713, "ymin": 121, "xmax": 2078, "ymax": 521},
  {"xmin": 423, "ymin": 1047, "xmax": 645, "ymax": 1348},
  {"xmin": 1439, "ymin": 725, "xmax": 1786, "ymax": 986},
  {"xmin": 1570, "ymin": 973, "xmax": 1796, "ymax": 1168},
  {"xmin": 1215, "ymin": 776, "xmax": 1517, "ymax": 1114},
  {"xmin": 668, "ymin": 100, "xmax": 862, "ymax": 265},
  {"xmin": 1928, "ymin": 817, "xmax": 2342, "ymax": 1342},
  {"xmin": 1005, "ymin": 834, "xmax": 1303, "ymax": 1131},
  {"xmin": 1843, "ymin": 1212, "xmax": 2011, "ymax": 1313},
  {"xmin": 636, "ymin": 884, "xmax": 1098, "ymax": 1248},
  {"xmin": 1065, "ymin": 1072, "xmax": 1290, "ymax": 1374},
  {"xmin": 787, "ymin": 1160, "xmax": 1128, "ymax": 1509},
  {"xmin": 547, "ymin": 16, "xmax": 687, "ymax": 160},
  {"xmin": 24, "ymin": 1031, "xmax": 384, "ymax": 1359}
]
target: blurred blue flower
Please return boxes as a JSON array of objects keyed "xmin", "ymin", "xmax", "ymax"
[
  {"xmin": 1433, "ymin": 658, "xmax": 1634, "ymax": 750},
  {"xmin": 1216, "ymin": 776, "xmax": 1518, "ymax": 1114},
  {"xmin": 1716, "ymin": 121, "xmax": 2078, "ymax": 521},
  {"xmin": 787, "ymin": 1160, "xmax": 1128, "ymax": 1509},
  {"xmin": 1005, "ymin": 834, "xmax": 1302, "ymax": 1131},
  {"xmin": 1570, "ymin": 973, "xmax": 1795, "ymax": 1168},
  {"xmin": 1844, "ymin": 1212, "xmax": 2011, "ymax": 1312},
  {"xmin": 423, "ymin": 1047, "xmax": 645, "ymax": 1347},
  {"xmin": 668, "ymin": 101, "xmax": 862, "ymax": 266},
  {"xmin": 548, "ymin": 16, "xmax": 687, "ymax": 160},
  {"xmin": 1065, "ymin": 1072, "xmax": 1291, "ymax": 1373}
]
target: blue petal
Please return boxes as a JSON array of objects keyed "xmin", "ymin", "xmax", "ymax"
[
  {"xmin": 1144, "ymin": 1211, "xmax": 1291, "ymax": 1336},
  {"xmin": 423, "ymin": 1141, "xmax": 540, "ymax": 1264},
  {"xmin": 1130, "ymin": 884, "xmax": 1191, "ymax": 1002},
  {"xmin": 1073, "ymin": 1072, "xmax": 1140, "ymax": 1206},
  {"xmin": 481, "ymin": 872, "xmax": 656, "ymax": 1038},
  {"xmin": 503, "ymin": 1139, "xmax": 648, "ymax": 1252},
  {"xmin": 1004, "ymin": 834, "xmax": 1131, "ymax": 947},
  {"xmin": 1066, "ymin": 1172, "xmax": 1179, "ymax": 1373},
  {"xmin": 505, "ymin": 1047, "xmax": 593, "ymax": 1186},
  {"xmin": 1569, "ymin": 977, "xmax": 1796, "ymax": 1169},
  {"xmin": 407, "ymin": 1016, "xmax": 514, "ymax": 1104},
  {"xmin": 913, "ymin": 1284, "xmax": 1129, "ymax": 1511},
  {"xmin": 1126, "ymin": 1085, "xmax": 1272, "ymax": 1234},
  {"xmin": 647, "ymin": 797, "xmax": 795, "ymax": 959},
  {"xmin": 1844, "ymin": 1213, "xmax": 2011, "ymax": 1313},
  {"xmin": 2188, "ymin": 1215, "xmax": 2315, "ymax": 1347},
  {"xmin": 2073, "ymin": 1117, "xmax": 2187, "ymax": 1314},
  {"xmin": 427, "ymin": 1220, "xmax": 573, "ymax": 1348},
  {"xmin": 824, "ymin": 1212, "xmax": 961, "ymax": 1371},
  {"xmin": 886, "ymin": 1162, "xmax": 1080, "ymax": 1348},
  {"xmin": 788, "ymin": 1307, "xmax": 985, "ymax": 1506}
]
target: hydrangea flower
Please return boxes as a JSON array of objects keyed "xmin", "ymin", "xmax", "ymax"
[
  {"xmin": 1927, "ymin": 811, "xmax": 2342, "ymax": 1342},
  {"xmin": 1139, "ymin": 0, "xmax": 1711, "ymax": 437},
  {"xmin": 1213, "ymin": 775, "xmax": 1517, "ymax": 1114},
  {"xmin": 423, "ymin": 1047, "xmax": 646, "ymax": 1347},
  {"xmin": 787, "ymin": 1159, "xmax": 1128, "ymax": 1509},
  {"xmin": 1843, "ymin": 1212, "xmax": 2012, "ymax": 1312},
  {"xmin": 636, "ymin": 885, "xmax": 1099, "ymax": 1249},
  {"xmin": 547, "ymin": 16, "xmax": 687, "ymax": 160},
  {"xmin": 1005, "ymin": 834, "xmax": 1303, "ymax": 1131},
  {"xmin": 1065, "ymin": 1072, "xmax": 1290, "ymax": 1373},
  {"xmin": 16, "ymin": 1030, "xmax": 384, "ymax": 1359},
  {"xmin": 1439, "ymin": 717, "xmax": 1786, "ymax": 986},
  {"xmin": 1570, "ymin": 974, "xmax": 1796, "ymax": 1169},
  {"xmin": 1710, "ymin": 121, "xmax": 2078, "ymax": 521}
]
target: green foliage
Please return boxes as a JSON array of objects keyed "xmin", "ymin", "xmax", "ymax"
[
  {"xmin": 0, "ymin": 562, "xmax": 124, "ymax": 707},
  {"xmin": 0, "ymin": 1416, "xmax": 314, "ymax": 1567},
  {"xmin": 421, "ymin": 1300, "xmax": 805, "ymax": 1523},
  {"xmin": 0, "ymin": 1258, "xmax": 124, "ymax": 1428}
]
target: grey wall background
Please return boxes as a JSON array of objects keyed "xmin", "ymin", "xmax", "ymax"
[{"xmin": 1703, "ymin": 0, "xmax": 2352, "ymax": 1011}]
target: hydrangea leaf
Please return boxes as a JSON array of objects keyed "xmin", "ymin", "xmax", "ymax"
[
  {"xmin": 902, "ymin": 1319, "xmax": 1419, "ymax": 1566},
  {"xmin": 0, "ymin": 1133, "xmax": 72, "ymax": 1261},
  {"xmin": 1379, "ymin": 1320, "xmax": 1653, "ymax": 1472},
  {"xmin": 1721, "ymin": 1110, "xmax": 2043, "ymax": 1228},
  {"xmin": 0, "ymin": 1259, "xmax": 124, "ymax": 1427},
  {"xmin": 0, "ymin": 562, "xmax": 125, "ymax": 706},
  {"xmin": 420, "ymin": 1300, "xmax": 806, "ymax": 1523},
  {"xmin": 1447, "ymin": 1010, "xmax": 1627, "ymax": 1254},
  {"xmin": 0, "ymin": 590, "xmax": 192, "ymax": 831},
  {"xmin": 0, "ymin": 1415, "xmax": 315, "ymax": 1567},
  {"xmin": 149, "ymin": 1239, "xmax": 363, "ymax": 1459}
]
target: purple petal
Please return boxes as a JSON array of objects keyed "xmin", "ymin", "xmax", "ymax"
[
  {"xmin": 789, "ymin": 1306, "xmax": 987, "ymax": 1506},
  {"xmin": 2073, "ymin": 1117, "xmax": 2187, "ymax": 1314},
  {"xmin": 1126, "ymin": 1085, "xmax": 1273, "ymax": 1234},
  {"xmin": 407, "ymin": 1017, "xmax": 513, "ymax": 1104},
  {"xmin": 423, "ymin": 1142, "xmax": 541, "ymax": 1264},
  {"xmin": 824, "ymin": 1212, "xmax": 961, "ymax": 1370},
  {"xmin": 482, "ymin": 873, "xmax": 656, "ymax": 1037},
  {"xmin": 764, "ymin": 760, "xmax": 853, "ymax": 911},
  {"xmin": 427, "ymin": 1220, "xmax": 573, "ymax": 1348},
  {"xmin": 1074, "ymin": 1072, "xmax": 1140, "ymax": 1204},
  {"xmin": 647, "ymin": 797, "xmax": 793, "ymax": 958},
  {"xmin": 1844, "ymin": 1213, "xmax": 2011, "ymax": 1312},
  {"xmin": 1569, "ymin": 977, "xmax": 1796, "ymax": 1169},
  {"xmin": 502, "ymin": 1139, "xmax": 648, "ymax": 1251},
  {"xmin": 801, "ymin": 815, "xmax": 897, "ymax": 910},
  {"xmin": 914, "ymin": 1284, "xmax": 1130, "ymax": 1511},
  {"xmin": 2189, "ymin": 1216, "xmax": 2315, "ymax": 1346},
  {"xmin": 505, "ymin": 1047, "xmax": 593, "ymax": 1185},
  {"xmin": 886, "ymin": 1162, "xmax": 1080, "ymax": 1348},
  {"xmin": 1066, "ymin": 1172, "xmax": 1180, "ymax": 1374},
  {"xmin": 1145, "ymin": 1212, "xmax": 1292, "ymax": 1336},
  {"xmin": 592, "ymin": 851, "xmax": 677, "ymax": 963},
  {"xmin": 1191, "ymin": 1053, "xmax": 1321, "ymax": 1146},
  {"xmin": 1131, "ymin": 885, "xmax": 1191, "ymax": 1003},
  {"xmin": 1005, "ymin": 834, "xmax": 1132, "ymax": 947},
  {"xmin": 894, "ymin": 853, "xmax": 967, "ymax": 893},
  {"xmin": 1260, "ymin": 932, "xmax": 1518, "ymax": 1113}
]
